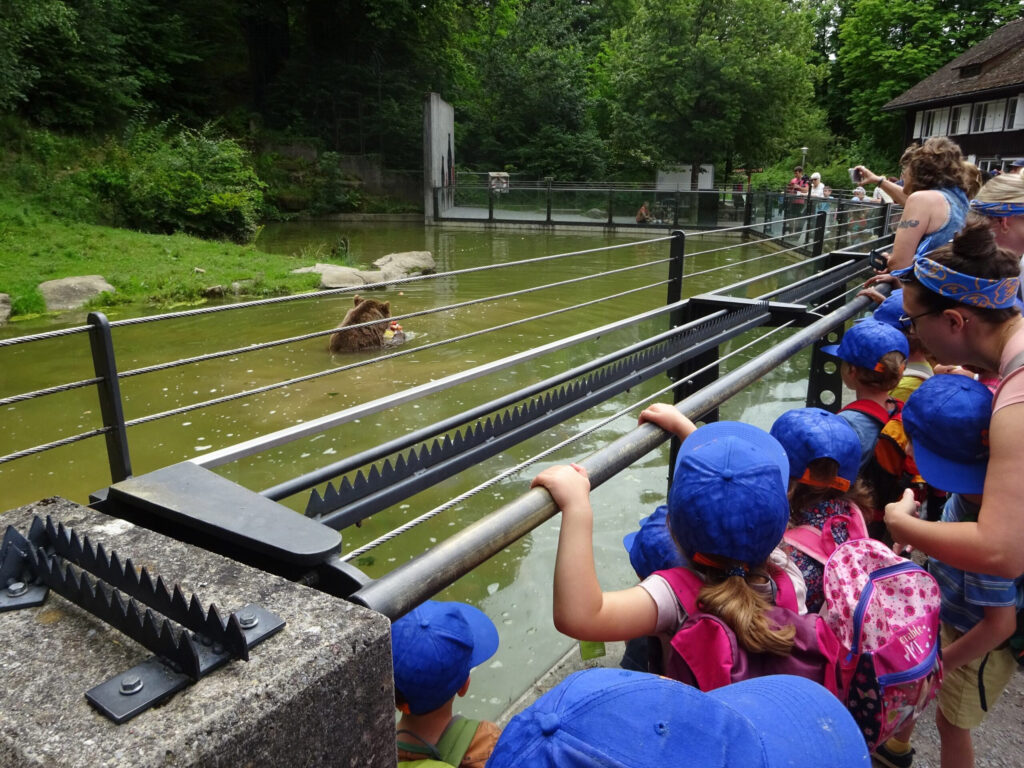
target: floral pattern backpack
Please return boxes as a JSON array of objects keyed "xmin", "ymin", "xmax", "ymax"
[{"xmin": 821, "ymin": 538, "xmax": 942, "ymax": 752}]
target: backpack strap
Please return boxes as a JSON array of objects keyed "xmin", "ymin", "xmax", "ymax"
[
  {"xmin": 435, "ymin": 717, "xmax": 479, "ymax": 768},
  {"xmin": 654, "ymin": 567, "xmax": 703, "ymax": 617},
  {"xmin": 768, "ymin": 564, "xmax": 799, "ymax": 612},
  {"xmin": 783, "ymin": 509, "xmax": 869, "ymax": 565},
  {"xmin": 840, "ymin": 399, "xmax": 890, "ymax": 426}
]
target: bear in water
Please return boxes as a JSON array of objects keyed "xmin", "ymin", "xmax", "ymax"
[{"xmin": 328, "ymin": 295, "xmax": 394, "ymax": 352}]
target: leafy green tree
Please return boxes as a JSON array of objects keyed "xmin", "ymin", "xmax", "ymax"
[
  {"xmin": 456, "ymin": 0, "xmax": 608, "ymax": 178},
  {"xmin": 597, "ymin": 0, "xmax": 821, "ymax": 183},
  {"xmin": 0, "ymin": 0, "xmax": 75, "ymax": 112},
  {"xmin": 837, "ymin": 0, "xmax": 1022, "ymax": 158}
]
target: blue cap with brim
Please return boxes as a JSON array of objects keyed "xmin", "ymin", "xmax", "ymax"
[
  {"xmin": 487, "ymin": 669, "xmax": 871, "ymax": 768},
  {"xmin": 871, "ymin": 289, "xmax": 910, "ymax": 332},
  {"xmin": 622, "ymin": 505, "xmax": 686, "ymax": 580},
  {"xmin": 820, "ymin": 319, "xmax": 909, "ymax": 371},
  {"xmin": 902, "ymin": 374, "xmax": 992, "ymax": 494},
  {"xmin": 391, "ymin": 600, "xmax": 500, "ymax": 715},
  {"xmin": 769, "ymin": 408, "xmax": 861, "ymax": 490},
  {"xmin": 668, "ymin": 421, "xmax": 790, "ymax": 566}
]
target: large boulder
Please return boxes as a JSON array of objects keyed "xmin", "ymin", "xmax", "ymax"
[
  {"xmin": 372, "ymin": 251, "xmax": 435, "ymax": 275},
  {"xmin": 38, "ymin": 276, "xmax": 115, "ymax": 311},
  {"xmin": 0, "ymin": 293, "xmax": 10, "ymax": 325}
]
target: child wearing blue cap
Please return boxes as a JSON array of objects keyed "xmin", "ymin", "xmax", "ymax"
[
  {"xmin": 820, "ymin": 319, "xmax": 909, "ymax": 471},
  {"xmin": 770, "ymin": 408, "xmax": 870, "ymax": 613},
  {"xmin": 532, "ymin": 403, "xmax": 815, "ymax": 689},
  {"xmin": 875, "ymin": 375, "xmax": 1022, "ymax": 768},
  {"xmin": 392, "ymin": 600, "xmax": 501, "ymax": 767},
  {"xmin": 868, "ymin": 288, "xmax": 934, "ymax": 402},
  {"xmin": 487, "ymin": 669, "xmax": 870, "ymax": 768}
]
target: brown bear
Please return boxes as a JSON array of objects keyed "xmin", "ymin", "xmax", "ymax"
[{"xmin": 328, "ymin": 295, "xmax": 393, "ymax": 353}]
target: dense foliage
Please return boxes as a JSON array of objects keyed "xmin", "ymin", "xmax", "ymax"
[{"xmin": 2, "ymin": 0, "xmax": 1023, "ymax": 208}]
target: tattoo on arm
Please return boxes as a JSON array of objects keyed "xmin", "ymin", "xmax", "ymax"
[{"xmin": 897, "ymin": 219, "xmax": 920, "ymax": 229}]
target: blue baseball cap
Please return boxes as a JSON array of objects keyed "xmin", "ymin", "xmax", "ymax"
[
  {"xmin": 871, "ymin": 289, "xmax": 911, "ymax": 332},
  {"xmin": 668, "ymin": 421, "xmax": 790, "ymax": 566},
  {"xmin": 391, "ymin": 600, "xmax": 499, "ymax": 715},
  {"xmin": 487, "ymin": 669, "xmax": 870, "ymax": 768},
  {"xmin": 770, "ymin": 408, "xmax": 861, "ymax": 491},
  {"xmin": 622, "ymin": 505, "xmax": 686, "ymax": 580},
  {"xmin": 820, "ymin": 319, "xmax": 909, "ymax": 371},
  {"xmin": 902, "ymin": 375, "xmax": 992, "ymax": 494}
]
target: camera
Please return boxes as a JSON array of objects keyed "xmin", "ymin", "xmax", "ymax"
[
  {"xmin": 848, "ymin": 167, "xmax": 863, "ymax": 183},
  {"xmin": 869, "ymin": 249, "xmax": 889, "ymax": 271}
]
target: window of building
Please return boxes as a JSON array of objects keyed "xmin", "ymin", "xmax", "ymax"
[
  {"xmin": 949, "ymin": 105, "xmax": 967, "ymax": 135},
  {"xmin": 971, "ymin": 99, "xmax": 1006, "ymax": 133},
  {"xmin": 920, "ymin": 107, "xmax": 950, "ymax": 138}
]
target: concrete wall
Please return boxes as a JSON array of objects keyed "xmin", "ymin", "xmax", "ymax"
[
  {"xmin": 423, "ymin": 92, "xmax": 455, "ymax": 221},
  {"xmin": 0, "ymin": 498, "xmax": 396, "ymax": 768}
]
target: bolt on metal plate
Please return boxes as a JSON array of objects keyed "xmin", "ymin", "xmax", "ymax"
[{"xmin": 86, "ymin": 657, "xmax": 190, "ymax": 724}]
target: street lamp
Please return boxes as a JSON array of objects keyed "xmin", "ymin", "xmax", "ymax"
[{"xmin": 800, "ymin": 146, "xmax": 809, "ymax": 168}]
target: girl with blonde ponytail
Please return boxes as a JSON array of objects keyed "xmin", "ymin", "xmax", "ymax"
[{"xmin": 533, "ymin": 404, "xmax": 829, "ymax": 691}]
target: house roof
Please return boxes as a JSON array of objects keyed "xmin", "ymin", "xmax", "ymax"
[{"xmin": 884, "ymin": 18, "xmax": 1024, "ymax": 111}]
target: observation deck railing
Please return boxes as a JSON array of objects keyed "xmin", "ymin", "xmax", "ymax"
[{"xmin": 0, "ymin": 206, "xmax": 895, "ymax": 616}]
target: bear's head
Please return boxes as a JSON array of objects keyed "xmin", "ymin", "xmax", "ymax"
[{"xmin": 351, "ymin": 294, "xmax": 391, "ymax": 318}]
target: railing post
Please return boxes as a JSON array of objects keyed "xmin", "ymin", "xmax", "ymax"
[
  {"xmin": 804, "ymin": 229, "xmax": 847, "ymax": 413},
  {"xmin": 545, "ymin": 177, "xmax": 553, "ymax": 224},
  {"xmin": 810, "ymin": 209, "xmax": 828, "ymax": 259},
  {"xmin": 606, "ymin": 189, "xmax": 614, "ymax": 226},
  {"xmin": 87, "ymin": 311, "xmax": 132, "ymax": 483},
  {"xmin": 433, "ymin": 187, "xmax": 439, "ymax": 221},
  {"xmin": 487, "ymin": 186, "xmax": 494, "ymax": 221},
  {"xmin": 742, "ymin": 188, "xmax": 753, "ymax": 240},
  {"xmin": 879, "ymin": 201, "xmax": 892, "ymax": 237},
  {"xmin": 665, "ymin": 230, "xmax": 688, "ymax": 487},
  {"xmin": 672, "ymin": 193, "xmax": 680, "ymax": 228}
]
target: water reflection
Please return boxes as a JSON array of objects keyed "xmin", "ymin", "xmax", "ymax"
[{"xmin": 0, "ymin": 222, "xmax": 827, "ymax": 719}]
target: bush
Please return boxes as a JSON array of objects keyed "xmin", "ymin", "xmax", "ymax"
[{"xmin": 89, "ymin": 121, "xmax": 265, "ymax": 243}]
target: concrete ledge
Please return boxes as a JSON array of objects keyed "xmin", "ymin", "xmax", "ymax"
[{"xmin": 0, "ymin": 497, "xmax": 395, "ymax": 768}]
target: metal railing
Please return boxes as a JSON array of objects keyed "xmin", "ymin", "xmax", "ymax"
[{"xmin": 3, "ymin": 209, "xmax": 894, "ymax": 615}]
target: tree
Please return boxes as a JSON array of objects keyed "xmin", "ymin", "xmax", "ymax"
[
  {"xmin": 596, "ymin": 0, "xmax": 822, "ymax": 184},
  {"xmin": 0, "ymin": 0, "xmax": 75, "ymax": 113},
  {"xmin": 837, "ymin": 0, "xmax": 1022, "ymax": 158},
  {"xmin": 456, "ymin": 0, "xmax": 608, "ymax": 178}
]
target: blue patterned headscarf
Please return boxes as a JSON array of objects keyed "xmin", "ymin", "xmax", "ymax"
[
  {"xmin": 970, "ymin": 200, "xmax": 1024, "ymax": 218},
  {"xmin": 895, "ymin": 256, "xmax": 1021, "ymax": 309}
]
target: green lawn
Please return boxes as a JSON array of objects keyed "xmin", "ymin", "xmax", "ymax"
[{"xmin": 0, "ymin": 194, "xmax": 325, "ymax": 318}]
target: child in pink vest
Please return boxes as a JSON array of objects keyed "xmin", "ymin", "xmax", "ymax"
[{"xmin": 532, "ymin": 404, "xmax": 814, "ymax": 690}]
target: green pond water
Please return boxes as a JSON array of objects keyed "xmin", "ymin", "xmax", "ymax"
[{"xmin": 0, "ymin": 222, "xmax": 825, "ymax": 719}]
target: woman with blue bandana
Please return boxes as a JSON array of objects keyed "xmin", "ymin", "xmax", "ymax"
[
  {"xmin": 858, "ymin": 138, "xmax": 970, "ymax": 273},
  {"xmin": 885, "ymin": 220, "xmax": 1024, "ymax": 580},
  {"xmin": 970, "ymin": 173, "xmax": 1024, "ymax": 284}
]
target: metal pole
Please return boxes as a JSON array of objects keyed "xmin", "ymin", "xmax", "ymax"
[
  {"xmin": 488, "ymin": 186, "xmax": 494, "ymax": 222},
  {"xmin": 545, "ymin": 178, "xmax": 552, "ymax": 224},
  {"xmin": 607, "ymin": 189, "xmax": 614, "ymax": 226},
  {"xmin": 351, "ymin": 291, "xmax": 878, "ymax": 620},
  {"xmin": 810, "ymin": 210, "xmax": 828, "ymax": 259},
  {"xmin": 87, "ymin": 312, "xmax": 132, "ymax": 483}
]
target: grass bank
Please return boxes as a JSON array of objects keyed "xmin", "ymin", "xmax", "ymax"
[{"xmin": 0, "ymin": 193, "xmax": 343, "ymax": 320}]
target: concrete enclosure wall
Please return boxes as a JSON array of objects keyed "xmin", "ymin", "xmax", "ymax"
[{"xmin": 423, "ymin": 92, "xmax": 455, "ymax": 221}]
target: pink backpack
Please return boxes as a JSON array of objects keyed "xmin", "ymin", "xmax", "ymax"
[
  {"xmin": 820, "ymin": 538, "xmax": 942, "ymax": 752},
  {"xmin": 782, "ymin": 504, "xmax": 869, "ymax": 563},
  {"xmin": 653, "ymin": 566, "xmax": 841, "ymax": 692}
]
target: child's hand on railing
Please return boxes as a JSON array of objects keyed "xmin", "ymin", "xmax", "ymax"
[
  {"xmin": 638, "ymin": 403, "xmax": 697, "ymax": 441},
  {"xmin": 532, "ymin": 463, "xmax": 590, "ymax": 513}
]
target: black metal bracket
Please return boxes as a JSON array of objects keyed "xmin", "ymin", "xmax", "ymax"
[
  {"xmin": 0, "ymin": 516, "xmax": 285, "ymax": 724},
  {"xmin": 686, "ymin": 294, "xmax": 816, "ymax": 328}
]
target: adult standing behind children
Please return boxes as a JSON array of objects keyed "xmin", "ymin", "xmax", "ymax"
[
  {"xmin": 392, "ymin": 600, "xmax": 501, "ymax": 767},
  {"xmin": 969, "ymin": 172, "xmax": 1024, "ymax": 280},
  {"xmin": 855, "ymin": 138, "xmax": 970, "ymax": 272},
  {"xmin": 885, "ymin": 221, "xmax": 1024, "ymax": 579}
]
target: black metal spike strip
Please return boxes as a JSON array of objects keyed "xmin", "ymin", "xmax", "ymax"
[
  {"xmin": 42, "ymin": 516, "xmax": 249, "ymax": 661},
  {"xmin": 23, "ymin": 541, "xmax": 203, "ymax": 680},
  {"xmin": 304, "ymin": 302, "xmax": 767, "ymax": 520}
]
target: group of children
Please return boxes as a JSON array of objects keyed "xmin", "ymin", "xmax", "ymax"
[{"xmin": 386, "ymin": 289, "xmax": 1021, "ymax": 767}]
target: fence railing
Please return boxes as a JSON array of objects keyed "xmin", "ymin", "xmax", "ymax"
[
  {"xmin": 434, "ymin": 183, "xmax": 895, "ymax": 240},
  {"xmin": 2, "ymin": 209, "xmax": 893, "ymax": 615}
]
